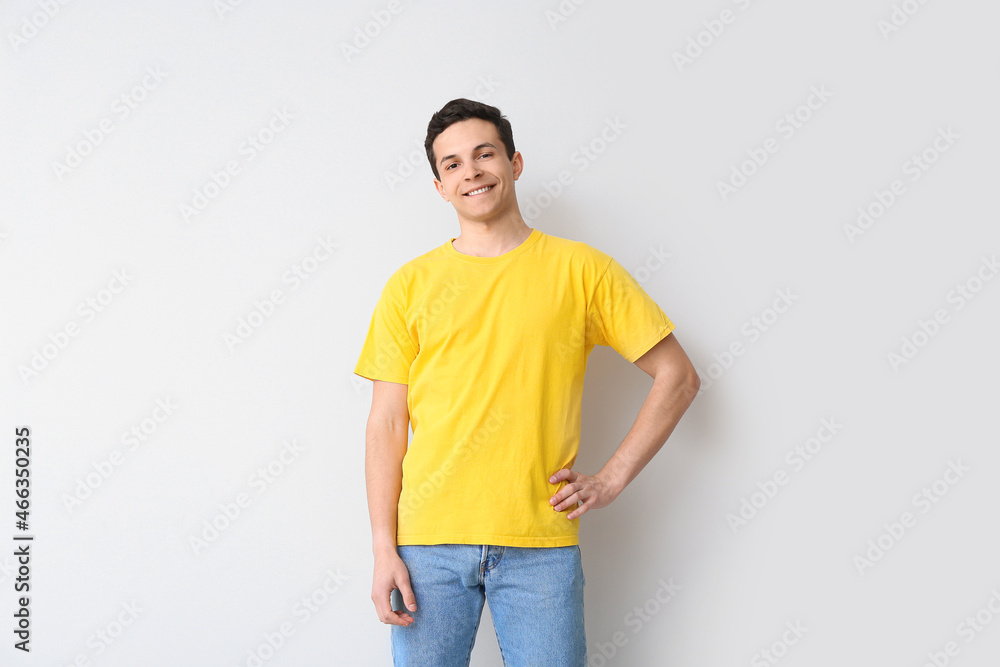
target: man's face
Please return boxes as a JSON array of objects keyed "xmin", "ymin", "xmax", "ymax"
[{"xmin": 432, "ymin": 118, "xmax": 523, "ymax": 222}]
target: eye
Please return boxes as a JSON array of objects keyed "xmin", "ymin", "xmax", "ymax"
[
  {"xmin": 445, "ymin": 162, "xmax": 457, "ymax": 170},
  {"xmin": 479, "ymin": 152, "xmax": 492, "ymax": 159}
]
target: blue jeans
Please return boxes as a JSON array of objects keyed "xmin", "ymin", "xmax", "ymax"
[{"xmin": 390, "ymin": 544, "xmax": 587, "ymax": 666}]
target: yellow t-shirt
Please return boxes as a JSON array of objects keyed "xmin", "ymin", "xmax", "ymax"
[{"xmin": 354, "ymin": 227, "xmax": 675, "ymax": 547}]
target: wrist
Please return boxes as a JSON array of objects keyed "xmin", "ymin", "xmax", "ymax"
[
  {"xmin": 372, "ymin": 533, "xmax": 398, "ymax": 557},
  {"xmin": 596, "ymin": 467, "xmax": 627, "ymax": 499}
]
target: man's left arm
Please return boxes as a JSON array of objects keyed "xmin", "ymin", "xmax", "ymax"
[{"xmin": 548, "ymin": 332, "xmax": 701, "ymax": 520}]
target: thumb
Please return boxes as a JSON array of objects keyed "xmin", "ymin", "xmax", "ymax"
[{"xmin": 398, "ymin": 579, "xmax": 417, "ymax": 611}]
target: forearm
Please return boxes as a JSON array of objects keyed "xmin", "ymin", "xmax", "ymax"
[
  {"xmin": 597, "ymin": 371, "xmax": 699, "ymax": 497},
  {"xmin": 365, "ymin": 419, "xmax": 408, "ymax": 557}
]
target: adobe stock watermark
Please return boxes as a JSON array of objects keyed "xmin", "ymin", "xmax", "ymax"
[
  {"xmin": 695, "ymin": 287, "xmax": 798, "ymax": 392},
  {"xmin": 62, "ymin": 397, "xmax": 178, "ymax": 514},
  {"xmin": 544, "ymin": 0, "xmax": 590, "ymax": 31},
  {"xmin": 179, "ymin": 107, "xmax": 294, "ymax": 223},
  {"xmin": 235, "ymin": 567, "xmax": 349, "ymax": 667},
  {"xmin": 384, "ymin": 75, "xmax": 501, "ymax": 191},
  {"xmin": 843, "ymin": 126, "xmax": 959, "ymax": 244},
  {"xmin": 396, "ymin": 407, "xmax": 512, "ymax": 523},
  {"xmin": 917, "ymin": 588, "xmax": 1000, "ymax": 667},
  {"xmin": 17, "ymin": 268, "xmax": 134, "ymax": 386},
  {"xmin": 351, "ymin": 273, "xmax": 471, "ymax": 395},
  {"xmin": 522, "ymin": 116, "xmax": 627, "ymax": 223},
  {"xmin": 750, "ymin": 620, "xmax": 808, "ymax": 667},
  {"xmin": 51, "ymin": 66, "xmax": 168, "ymax": 182},
  {"xmin": 886, "ymin": 254, "xmax": 997, "ymax": 372},
  {"xmin": 57, "ymin": 600, "xmax": 143, "ymax": 666},
  {"xmin": 852, "ymin": 459, "xmax": 969, "ymax": 575},
  {"xmin": 556, "ymin": 250, "xmax": 672, "ymax": 364},
  {"xmin": 224, "ymin": 235, "xmax": 339, "ymax": 352},
  {"xmin": 726, "ymin": 417, "xmax": 844, "ymax": 534},
  {"xmin": 214, "ymin": 0, "xmax": 250, "ymax": 20},
  {"xmin": 189, "ymin": 438, "xmax": 305, "ymax": 556},
  {"xmin": 877, "ymin": 0, "xmax": 934, "ymax": 40},
  {"xmin": 588, "ymin": 577, "xmax": 681, "ymax": 666},
  {"xmin": 341, "ymin": 0, "xmax": 406, "ymax": 63},
  {"xmin": 716, "ymin": 85, "xmax": 833, "ymax": 202},
  {"xmin": 8, "ymin": 0, "xmax": 73, "ymax": 52},
  {"xmin": 630, "ymin": 246, "xmax": 672, "ymax": 286},
  {"xmin": 672, "ymin": 0, "xmax": 758, "ymax": 72}
]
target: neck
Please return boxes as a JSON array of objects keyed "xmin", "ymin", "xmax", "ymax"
[{"xmin": 451, "ymin": 218, "xmax": 533, "ymax": 257}]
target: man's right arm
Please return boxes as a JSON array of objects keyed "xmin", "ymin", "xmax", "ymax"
[{"xmin": 366, "ymin": 379, "xmax": 418, "ymax": 626}]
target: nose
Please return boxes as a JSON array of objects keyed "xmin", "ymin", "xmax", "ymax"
[{"xmin": 462, "ymin": 161, "xmax": 483, "ymax": 180}]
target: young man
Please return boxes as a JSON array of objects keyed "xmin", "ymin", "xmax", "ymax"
[{"xmin": 354, "ymin": 98, "xmax": 700, "ymax": 666}]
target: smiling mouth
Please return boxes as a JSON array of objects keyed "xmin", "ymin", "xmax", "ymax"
[{"xmin": 464, "ymin": 185, "xmax": 495, "ymax": 196}]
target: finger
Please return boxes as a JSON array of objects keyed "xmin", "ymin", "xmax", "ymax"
[
  {"xmin": 373, "ymin": 593, "xmax": 395, "ymax": 625},
  {"xmin": 566, "ymin": 501, "xmax": 588, "ymax": 520},
  {"xmin": 386, "ymin": 609, "xmax": 415, "ymax": 626},
  {"xmin": 376, "ymin": 591, "xmax": 415, "ymax": 627},
  {"xmin": 552, "ymin": 487, "xmax": 580, "ymax": 510}
]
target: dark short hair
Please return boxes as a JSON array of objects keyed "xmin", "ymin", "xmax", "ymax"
[{"xmin": 424, "ymin": 98, "xmax": 515, "ymax": 180}]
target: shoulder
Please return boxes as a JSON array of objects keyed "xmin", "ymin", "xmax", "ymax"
[
  {"xmin": 536, "ymin": 230, "xmax": 613, "ymax": 273},
  {"xmin": 381, "ymin": 241, "xmax": 451, "ymax": 291}
]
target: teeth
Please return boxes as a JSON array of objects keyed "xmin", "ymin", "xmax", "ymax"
[{"xmin": 466, "ymin": 185, "xmax": 493, "ymax": 195}]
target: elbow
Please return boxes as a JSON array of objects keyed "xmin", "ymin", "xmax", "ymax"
[
  {"xmin": 687, "ymin": 367, "xmax": 701, "ymax": 394},
  {"xmin": 681, "ymin": 365, "xmax": 701, "ymax": 402},
  {"xmin": 670, "ymin": 361, "xmax": 701, "ymax": 399},
  {"xmin": 653, "ymin": 362, "xmax": 701, "ymax": 400}
]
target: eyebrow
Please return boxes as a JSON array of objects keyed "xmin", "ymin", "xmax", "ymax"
[{"xmin": 439, "ymin": 142, "xmax": 498, "ymax": 167}]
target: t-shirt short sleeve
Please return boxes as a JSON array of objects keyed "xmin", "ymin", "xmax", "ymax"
[
  {"xmin": 587, "ymin": 257, "xmax": 675, "ymax": 363},
  {"xmin": 354, "ymin": 271, "xmax": 417, "ymax": 384}
]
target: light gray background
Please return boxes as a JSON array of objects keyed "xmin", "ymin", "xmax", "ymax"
[{"xmin": 1, "ymin": 1, "xmax": 998, "ymax": 665}]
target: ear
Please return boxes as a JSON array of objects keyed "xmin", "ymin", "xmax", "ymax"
[
  {"xmin": 511, "ymin": 151, "xmax": 524, "ymax": 181},
  {"xmin": 433, "ymin": 178, "xmax": 449, "ymax": 201}
]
